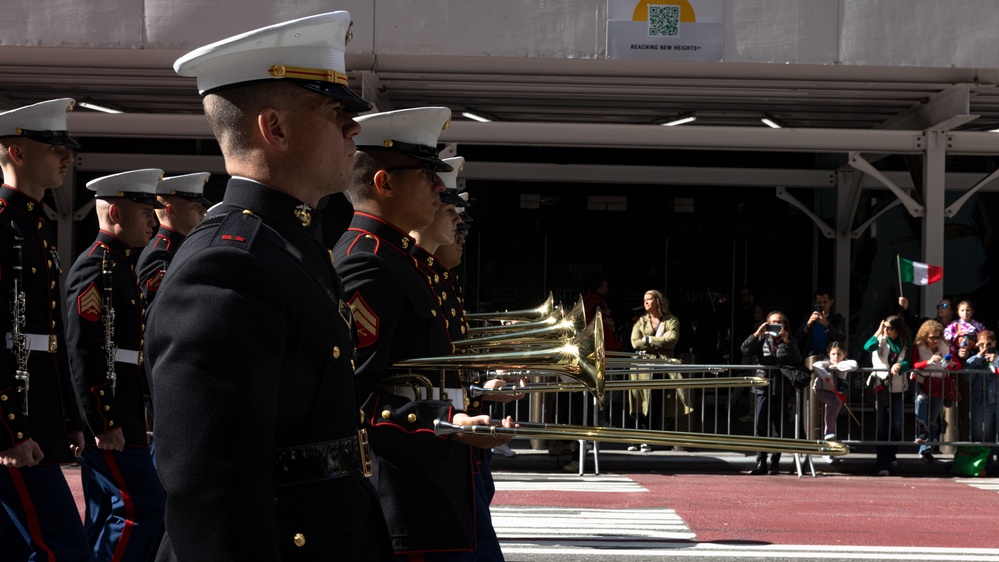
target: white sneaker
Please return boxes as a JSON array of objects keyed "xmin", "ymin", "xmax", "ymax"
[
  {"xmin": 562, "ymin": 460, "xmax": 580, "ymax": 473},
  {"xmin": 640, "ymin": 443, "xmax": 652, "ymax": 453},
  {"xmin": 492, "ymin": 444, "xmax": 516, "ymax": 458},
  {"xmin": 823, "ymin": 434, "xmax": 837, "ymax": 441},
  {"xmin": 878, "ymin": 469, "xmax": 890, "ymax": 476},
  {"xmin": 824, "ymin": 455, "xmax": 836, "ymax": 464},
  {"xmin": 627, "ymin": 445, "xmax": 639, "ymax": 451}
]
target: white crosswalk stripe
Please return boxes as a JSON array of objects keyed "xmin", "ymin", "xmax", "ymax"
[
  {"xmin": 956, "ymin": 477, "xmax": 999, "ymax": 492},
  {"xmin": 492, "ymin": 472, "xmax": 648, "ymax": 493},
  {"xmin": 492, "ymin": 506, "xmax": 696, "ymax": 541}
]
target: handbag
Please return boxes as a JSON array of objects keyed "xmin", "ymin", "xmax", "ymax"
[{"xmin": 779, "ymin": 364, "xmax": 811, "ymax": 391}]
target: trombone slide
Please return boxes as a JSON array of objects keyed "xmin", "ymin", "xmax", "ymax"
[{"xmin": 433, "ymin": 419, "xmax": 849, "ymax": 457}]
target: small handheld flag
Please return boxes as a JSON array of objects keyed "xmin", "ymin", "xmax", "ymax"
[{"xmin": 898, "ymin": 256, "xmax": 943, "ymax": 286}]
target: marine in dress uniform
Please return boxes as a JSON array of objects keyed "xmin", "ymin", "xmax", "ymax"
[
  {"xmin": 145, "ymin": 12, "xmax": 392, "ymax": 561},
  {"xmin": 135, "ymin": 172, "xmax": 210, "ymax": 303},
  {"xmin": 334, "ymin": 108, "xmax": 508, "ymax": 561},
  {"xmin": 65, "ymin": 169, "xmax": 166, "ymax": 562},
  {"xmin": 412, "ymin": 158, "xmax": 507, "ymax": 562},
  {"xmin": 0, "ymin": 99, "xmax": 93, "ymax": 562}
]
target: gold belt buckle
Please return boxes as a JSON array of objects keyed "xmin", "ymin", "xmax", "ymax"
[{"xmin": 357, "ymin": 429, "xmax": 372, "ymax": 478}]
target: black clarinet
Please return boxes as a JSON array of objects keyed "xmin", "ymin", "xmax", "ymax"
[
  {"xmin": 10, "ymin": 222, "xmax": 29, "ymax": 415},
  {"xmin": 102, "ymin": 248, "xmax": 117, "ymax": 395}
]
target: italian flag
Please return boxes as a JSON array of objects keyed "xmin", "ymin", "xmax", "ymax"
[{"xmin": 899, "ymin": 258, "xmax": 943, "ymax": 285}]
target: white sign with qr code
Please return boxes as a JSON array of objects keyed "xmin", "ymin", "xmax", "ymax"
[{"xmin": 606, "ymin": 0, "xmax": 723, "ymax": 61}]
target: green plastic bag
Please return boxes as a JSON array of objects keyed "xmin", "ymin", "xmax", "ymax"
[{"xmin": 952, "ymin": 445, "xmax": 991, "ymax": 477}]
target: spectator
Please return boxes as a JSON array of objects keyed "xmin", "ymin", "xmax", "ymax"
[
  {"xmin": 864, "ymin": 315, "xmax": 911, "ymax": 476},
  {"xmin": 964, "ymin": 330, "xmax": 999, "ymax": 475},
  {"xmin": 911, "ymin": 319, "xmax": 962, "ymax": 463},
  {"xmin": 810, "ymin": 342, "xmax": 858, "ymax": 462},
  {"xmin": 629, "ymin": 290, "xmax": 682, "ymax": 452},
  {"xmin": 582, "ymin": 276, "xmax": 609, "ymax": 324},
  {"xmin": 943, "ymin": 300, "xmax": 987, "ymax": 353},
  {"xmin": 935, "ymin": 298, "xmax": 956, "ymax": 327},
  {"xmin": 795, "ymin": 288, "xmax": 847, "ymax": 361},
  {"xmin": 741, "ymin": 311, "xmax": 803, "ymax": 475}
]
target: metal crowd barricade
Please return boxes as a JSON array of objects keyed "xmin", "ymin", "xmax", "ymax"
[{"xmin": 484, "ymin": 361, "xmax": 999, "ymax": 476}]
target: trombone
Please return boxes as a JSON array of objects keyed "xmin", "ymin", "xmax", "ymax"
[
  {"xmin": 395, "ymin": 309, "xmax": 606, "ymax": 404},
  {"xmin": 466, "ymin": 296, "xmax": 585, "ymax": 337},
  {"xmin": 456, "ymin": 298, "xmax": 587, "ymax": 350},
  {"xmin": 434, "ymin": 419, "xmax": 849, "ymax": 457},
  {"xmin": 470, "ymin": 375, "xmax": 768, "ymax": 398},
  {"xmin": 464, "ymin": 292, "xmax": 554, "ymax": 323}
]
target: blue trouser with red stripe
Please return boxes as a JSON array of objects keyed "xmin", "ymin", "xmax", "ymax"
[
  {"xmin": 0, "ymin": 464, "xmax": 93, "ymax": 562},
  {"xmin": 79, "ymin": 447, "xmax": 164, "ymax": 562}
]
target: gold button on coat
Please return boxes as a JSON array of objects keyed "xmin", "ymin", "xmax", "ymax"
[
  {"xmin": 407, "ymin": 413, "xmax": 417, "ymax": 423},
  {"xmin": 293, "ymin": 533, "xmax": 306, "ymax": 547},
  {"xmin": 7, "ymin": 413, "xmax": 14, "ymax": 420},
  {"xmin": 333, "ymin": 346, "xmax": 341, "ymax": 359},
  {"xmin": 381, "ymin": 410, "xmax": 391, "ymax": 419}
]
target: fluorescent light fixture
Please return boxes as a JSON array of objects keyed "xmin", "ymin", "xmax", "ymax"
[
  {"xmin": 661, "ymin": 114, "xmax": 696, "ymax": 126},
  {"xmin": 78, "ymin": 101, "xmax": 123, "ymax": 114},
  {"xmin": 761, "ymin": 115, "xmax": 782, "ymax": 128},
  {"xmin": 461, "ymin": 111, "xmax": 492, "ymax": 123}
]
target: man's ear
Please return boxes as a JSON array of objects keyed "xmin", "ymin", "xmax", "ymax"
[
  {"xmin": 5, "ymin": 143, "xmax": 24, "ymax": 166},
  {"xmin": 107, "ymin": 202, "xmax": 122, "ymax": 226},
  {"xmin": 372, "ymin": 169, "xmax": 392, "ymax": 197},
  {"xmin": 256, "ymin": 108, "xmax": 290, "ymax": 151}
]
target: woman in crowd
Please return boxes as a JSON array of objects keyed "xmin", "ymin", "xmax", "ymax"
[
  {"xmin": 864, "ymin": 315, "xmax": 911, "ymax": 476},
  {"xmin": 911, "ymin": 319, "xmax": 962, "ymax": 463},
  {"xmin": 810, "ymin": 341, "xmax": 858, "ymax": 462},
  {"xmin": 741, "ymin": 311, "xmax": 803, "ymax": 475},
  {"xmin": 629, "ymin": 290, "xmax": 681, "ymax": 452}
]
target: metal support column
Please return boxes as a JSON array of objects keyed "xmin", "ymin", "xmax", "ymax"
[{"xmin": 921, "ymin": 130, "xmax": 946, "ymax": 319}]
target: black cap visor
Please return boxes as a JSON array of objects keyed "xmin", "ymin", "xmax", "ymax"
[
  {"xmin": 7, "ymin": 129, "xmax": 81, "ymax": 150},
  {"xmin": 293, "ymin": 80, "xmax": 372, "ymax": 114},
  {"xmin": 99, "ymin": 193, "xmax": 166, "ymax": 209},
  {"xmin": 360, "ymin": 139, "xmax": 453, "ymax": 173}
]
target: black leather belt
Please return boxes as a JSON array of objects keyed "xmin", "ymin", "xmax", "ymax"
[{"xmin": 273, "ymin": 430, "xmax": 372, "ymax": 486}]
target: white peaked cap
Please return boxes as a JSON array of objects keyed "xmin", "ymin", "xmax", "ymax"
[
  {"xmin": 438, "ymin": 157, "xmax": 465, "ymax": 190},
  {"xmin": 0, "ymin": 98, "xmax": 79, "ymax": 148},
  {"xmin": 354, "ymin": 107, "xmax": 453, "ymax": 172},
  {"xmin": 157, "ymin": 172, "xmax": 212, "ymax": 205},
  {"xmin": 86, "ymin": 169, "xmax": 165, "ymax": 208},
  {"xmin": 173, "ymin": 11, "xmax": 370, "ymax": 113}
]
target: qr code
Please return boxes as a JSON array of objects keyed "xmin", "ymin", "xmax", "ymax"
[{"xmin": 649, "ymin": 4, "xmax": 680, "ymax": 37}]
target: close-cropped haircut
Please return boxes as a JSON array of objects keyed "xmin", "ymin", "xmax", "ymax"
[
  {"xmin": 202, "ymin": 81, "xmax": 306, "ymax": 158},
  {"xmin": 344, "ymin": 148, "xmax": 414, "ymax": 206}
]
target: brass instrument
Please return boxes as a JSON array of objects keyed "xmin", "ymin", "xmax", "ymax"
[
  {"xmin": 10, "ymin": 222, "xmax": 29, "ymax": 415},
  {"xmin": 471, "ymin": 375, "xmax": 768, "ymax": 398},
  {"xmin": 464, "ymin": 292, "xmax": 554, "ymax": 322},
  {"xmin": 466, "ymin": 296, "xmax": 584, "ymax": 336},
  {"xmin": 434, "ymin": 419, "xmax": 849, "ymax": 457},
  {"xmin": 102, "ymin": 249, "xmax": 117, "ymax": 395},
  {"xmin": 395, "ymin": 309, "xmax": 606, "ymax": 404}
]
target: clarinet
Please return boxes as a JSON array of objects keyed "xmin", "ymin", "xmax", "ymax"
[
  {"xmin": 10, "ymin": 222, "xmax": 29, "ymax": 416},
  {"xmin": 102, "ymin": 248, "xmax": 117, "ymax": 396}
]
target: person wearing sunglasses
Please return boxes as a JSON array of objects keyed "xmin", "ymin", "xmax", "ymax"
[{"xmin": 911, "ymin": 320, "xmax": 962, "ymax": 464}]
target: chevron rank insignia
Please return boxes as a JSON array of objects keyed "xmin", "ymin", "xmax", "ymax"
[
  {"xmin": 77, "ymin": 282, "xmax": 102, "ymax": 322},
  {"xmin": 348, "ymin": 293, "xmax": 379, "ymax": 349},
  {"xmin": 146, "ymin": 269, "xmax": 165, "ymax": 293}
]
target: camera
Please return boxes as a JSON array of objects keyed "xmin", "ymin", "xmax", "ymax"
[
  {"xmin": 987, "ymin": 347, "xmax": 997, "ymax": 355},
  {"xmin": 765, "ymin": 323, "xmax": 782, "ymax": 337},
  {"xmin": 812, "ymin": 305, "xmax": 824, "ymax": 313}
]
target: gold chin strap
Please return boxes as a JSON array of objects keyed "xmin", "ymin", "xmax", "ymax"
[{"xmin": 268, "ymin": 65, "xmax": 349, "ymax": 87}]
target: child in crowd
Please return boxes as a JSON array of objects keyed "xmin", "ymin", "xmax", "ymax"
[
  {"xmin": 864, "ymin": 315, "xmax": 910, "ymax": 476},
  {"xmin": 811, "ymin": 342, "xmax": 858, "ymax": 463},
  {"xmin": 943, "ymin": 300, "xmax": 987, "ymax": 354},
  {"xmin": 963, "ymin": 330, "xmax": 999, "ymax": 476},
  {"xmin": 911, "ymin": 319, "xmax": 962, "ymax": 463}
]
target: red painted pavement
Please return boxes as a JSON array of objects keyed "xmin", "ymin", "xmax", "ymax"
[{"xmin": 492, "ymin": 473, "xmax": 999, "ymax": 548}]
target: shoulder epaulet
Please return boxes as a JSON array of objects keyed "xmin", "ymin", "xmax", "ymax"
[{"xmin": 206, "ymin": 211, "xmax": 262, "ymax": 249}]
